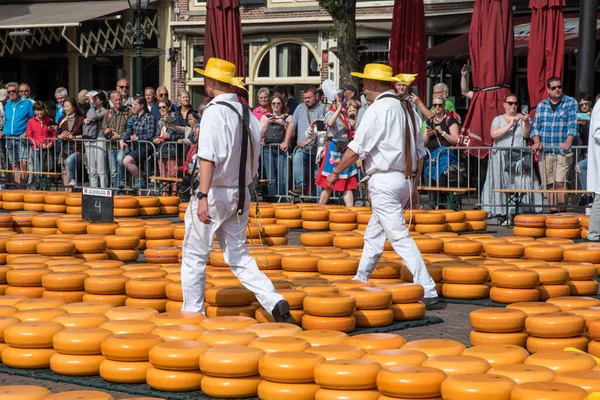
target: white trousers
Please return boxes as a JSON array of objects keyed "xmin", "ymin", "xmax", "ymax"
[
  {"xmin": 85, "ymin": 141, "xmax": 108, "ymax": 188},
  {"xmin": 180, "ymin": 187, "xmax": 284, "ymax": 313},
  {"xmin": 354, "ymin": 171, "xmax": 438, "ymax": 298}
]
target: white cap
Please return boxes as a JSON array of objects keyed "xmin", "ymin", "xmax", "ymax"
[{"xmin": 0, "ymin": 89, "xmax": 7, "ymax": 102}]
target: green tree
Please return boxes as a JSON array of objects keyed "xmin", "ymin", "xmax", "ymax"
[{"xmin": 320, "ymin": 0, "xmax": 358, "ymax": 87}]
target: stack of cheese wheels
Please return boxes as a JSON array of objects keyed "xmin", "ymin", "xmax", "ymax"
[
  {"xmin": 270, "ymin": 288, "xmax": 306, "ymax": 325},
  {"xmin": 442, "ymin": 262, "xmax": 490, "ymax": 300},
  {"xmin": 301, "ymin": 208, "xmax": 330, "ymax": 231},
  {"xmin": 377, "ymin": 365, "xmax": 448, "ymax": 399},
  {"xmin": 114, "ymin": 220, "xmax": 146, "ymax": 250},
  {"xmin": 199, "ymin": 346, "xmax": 264, "ymax": 398},
  {"xmin": 104, "ymin": 234, "xmax": 140, "ymax": 263},
  {"xmin": 125, "ymin": 277, "xmax": 169, "ymax": 312},
  {"xmin": 588, "ymin": 319, "xmax": 600, "ymax": 357},
  {"xmin": 260, "ymin": 223, "xmax": 289, "ymax": 247},
  {"xmin": 463, "ymin": 210, "xmax": 488, "ymax": 232},
  {"xmin": 136, "ymin": 196, "xmax": 161, "ymax": 217},
  {"xmin": 439, "ymin": 211, "xmax": 467, "ymax": 233},
  {"xmin": 489, "ymin": 268, "xmax": 540, "ymax": 304},
  {"xmin": 64, "ymin": 194, "xmax": 82, "ymax": 216},
  {"xmin": 524, "ymin": 265, "xmax": 570, "ymax": 301},
  {"xmin": 556, "ymin": 257, "xmax": 600, "ymax": 297},
  {"xmin": 144, "ymin": 223, "xmax": 175, "ymax": 250},
  {"xmin": 2, "ymin": 191, "xmax": 24, "ymax": 212},
  {"xmin": 249, "ymin": 204, "xmax": 276, "ymax": 225},
  {"xmin": 282, "ymin": 253, "xmax": 321, "ymax": 279},
  {"xmin": 258, "ymin": 351, "xmax": 323, "ymax": 399},
  {"xmin": 313, "ymin": 358, "xmax": 381, "ymax": 399},
  {"xmin": 179, "ymin": 202, "xmax": 188, "ymax": 221},
  {"xmin": 50, "ymin": 327, "xmax": 112, "ymax": 376},
  {"xmin": 83, "ymin": 267, "xmax": 129, "ymax": 307},
  {"xmin": 355, "ymin": 209, "xmax": 372, "ymax": 230},
  {"xmin": 5, "ymin": 244, "xmax": 47, "ymax": 298},
  {"xmin": 205, "ymin": 286, "xmax": 256, "ymax": 318},
  {"xmin": 71, "ymin": 234, "xmax": 108, "ymax": 262},
  {"xmin": 99, "ymin": 333, "xmax": 164, "ymax": 383},
  {"xmin": 31, "ymin": 213, "xmax": 61, "ymax": 236},
  {"xmin": 44, "ymin": 193, "xmax": 67, "ymax": 214},
  {"xmin": 513, "ymin": 215, "xmax": 547, "ymax": 238},
  {"xmin": 341, "ymin": 285, "xmax": 393, "ymax": 328},
  {"xmin": 159, "ymin": 196, "xmax": 181, "ymax": 215},
  {"xmin": 469, "ymin": 308, "xmax": 528, "ymax": 347},
  {"xmin": 525, "ymin": 311, "xmax": 588, "ymax": 353},
  {"xmin": 113, "ymin": 196, "xmax": 139, "ymax": 218},
  {"xmin": 378, "ymin": 283, "xmax": 426, "ymax": 322},
  {"xmin": 302, "ymin": 292, "xmax": 357, "ymax": 332},
  {"xmin": 3, "ymin": 320, "xmax": 62, "ymax": 369},
  {"xmin": 11, "ymin": 211, "xmax": 37, "ymax": 234},
  {"xmin": 23, "ymin": 193, "xmax": 46, "ymax": 213},
  {"xmin": 544, "ymin": 215, "xmax": 581, "ymax": 239},
  {"xmin": 581, "ymin": 215, "xmax": 590, "ymax": 239},
  {"xmin": 274, "ymin": 205, "xmax": 303, "ymax": 230},
  {"xmin": 146, "ymin": 340, "xmax": 209, "ymax": 392},
  {"xmin": 328, "ymin": 210, "xmax": 358, "ymax": 232},
  {"xmin": 414, "ymin": 212, "xmax": 447, "ymax": 234},
  {"xmin": 171, "ymin": 223, "xmax": 185, "ymax": 248},
  {"xmin": 41, "ymin": 269, "xmax": 89, "ymax": 304}
]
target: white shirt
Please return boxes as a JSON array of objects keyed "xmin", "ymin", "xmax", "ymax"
[
  {"xmin": 197, "ymin": 93, "xmax": 261, "ymax": 188},
  {"xmin": 587, "ymin": 100, "xmax": 600, "ymax": 194},
  {"xmin": 348, "ymin": 90, "xmax": 426, "ymax": 175}
]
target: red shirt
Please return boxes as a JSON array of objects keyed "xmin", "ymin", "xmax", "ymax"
[
  {"xmin": 25, "ymin": 116, "xmax": 56, "ymax": 147},
  {"xmin": 252, "ymin": 106, "xmax": 269, "ymax": 121}
]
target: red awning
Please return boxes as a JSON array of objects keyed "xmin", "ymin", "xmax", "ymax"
[{"xmin": 427, "ymin": 14, "xmax": 600, "ymax": 61}]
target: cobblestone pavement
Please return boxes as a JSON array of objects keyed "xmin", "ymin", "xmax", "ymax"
[{"xmin": 0, "ymin": 223, "xmax": 511, "ymax": 396}]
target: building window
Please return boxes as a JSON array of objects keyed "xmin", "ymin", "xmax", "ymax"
[
  {"xmin": 191, "ymin": 43, "xmax": 250, "ymax": 79},
  {"xmin": 190, "ymin": 0, "xmax": 207, "ymax": 10},
  {"xmin": 268, "ymin": 0, "xmax": 317, "ymax": 6},
  {"xmin": 254, "ymin": 40, "xmax": 321, "ymax": 81},
  {"xmin": 358, "ymin": 38, "xmax": 389, "ymax": 69},
  {"xmin": 190, "ymin": 85, "xmax": 207, "ymax": 107}
]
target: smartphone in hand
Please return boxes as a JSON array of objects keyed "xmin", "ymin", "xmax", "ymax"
[{"xmin": 315, "ymin": 120, "xmax": 326, "ymax": 132}]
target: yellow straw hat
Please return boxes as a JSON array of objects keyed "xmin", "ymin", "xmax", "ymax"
[
  {"xmin": 193, "ymin": 57, "xmax": 247, "ymax": 90},
  {"xmin": 351, "ymin": 63, "xmax": 397, "ymax": 82},
  {"xmin": 394, "ymin": 73, "xmax": 418, "ymax": 86}
]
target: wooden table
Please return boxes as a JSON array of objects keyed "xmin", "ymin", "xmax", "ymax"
[
  {"xmin": 149, "ymin": 176, "xmax": 182, "ymax": 196},
  {"xmin": 418, "ymin": 186, "xmax": 477, "ymax": 210},
  {"xmin": 493, "ymin": 189, "xmax": 591, "ymax": 226}
]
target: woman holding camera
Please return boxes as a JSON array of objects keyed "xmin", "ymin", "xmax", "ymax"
[
  {"xmin": 260, "ymin": 94, "xmax": 291, "ymax": 197},
  {"xmin": 314, "ymin": 95, "xmax": 358, "ymax": 206}
]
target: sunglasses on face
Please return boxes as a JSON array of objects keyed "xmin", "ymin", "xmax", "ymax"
[
  {"xmin": 271, "ymin": 102, "xmax": 282, "ymax": 105},
  {"xmin": 158, "ymin": 106, "xmax": 168, "ymax": 110},
  {"xmin": 7, "ymin": 90, "xmax": 16, "ymax": 94},
  {"xmin": 158, "ymin": 93, "xmax": 167, "ymax": 97},
  {"xmin": 505, "ymin": 101, "xmax": 518, "ymax": 106},
  {"xmin": 119, "ymin": 85, "xmax": 129, "ymax": 89},
  {"xmin": 550, "ymin": 85, "xmax": 562, "ymax": 91},
  {"xmin": 20, "ymin": 90, "xmax": 29, "ymax": 93},
  {"xmin": 433, "ymin": 104, "xmax": 444, "ymax": 108},
  {"xmin": 580, "ymin": 102, "xmax": 591, "ymax": 107}
]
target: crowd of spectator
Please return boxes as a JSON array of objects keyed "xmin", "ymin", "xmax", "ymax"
[{"xmin": 0, "ymin": 72, "xmax": 595, "ymax": 216}]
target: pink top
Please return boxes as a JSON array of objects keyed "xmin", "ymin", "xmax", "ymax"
[
  {"xmin": 25, "ymin": 115, "xmax": 56, "ymax": 147},
  {"xmin": 252, "ymin": 106, "xmax": 269, "ymax": 121}
]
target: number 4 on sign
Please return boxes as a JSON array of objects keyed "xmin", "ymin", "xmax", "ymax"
[{"xmin": 95, "ymin": 201, "xmax": 102, "ymax": 213}]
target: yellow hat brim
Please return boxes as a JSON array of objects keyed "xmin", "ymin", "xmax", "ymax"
[
  {"xmin": 193, "ymin": 67, "xmax": 248, "ymax": 91},
  {"xmin": 351, "ymin": 72, "xmax": 396, "ymax": 82}
]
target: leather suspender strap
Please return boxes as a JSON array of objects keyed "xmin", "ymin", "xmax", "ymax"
[
  {"xmin": 200, "ymin": 101, "xmax": 251, "ymax": 215},
  {"xmin": 377, "ymin": 94, "xmax": 418, "ymax": 177}
]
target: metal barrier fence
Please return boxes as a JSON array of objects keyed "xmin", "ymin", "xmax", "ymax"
[{"xmin": 0, "ymin": 136, "xmax": 591, "ymax": 213}]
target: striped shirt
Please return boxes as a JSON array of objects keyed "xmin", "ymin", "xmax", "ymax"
[{"xmin": 532, "ymin": 95, "xmax": 578, "ymax": 154}]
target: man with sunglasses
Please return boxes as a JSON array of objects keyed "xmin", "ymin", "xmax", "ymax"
[
  {"xmin": 532, "ymin": 77, "xmax": 578, "ymax": 212},
  {"xmin": 151, "ymin": 86, "xmax": 178, "ymax": 120},
  {"xmin": 18, "ymin": 83, "xmax": 34, "ymax": 104},
  {"xmin": 116, "ymin": 79, "xmax": 133, "ymax": 108}
]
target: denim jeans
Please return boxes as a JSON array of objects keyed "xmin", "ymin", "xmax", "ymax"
[
  {"xmin": 293, "ymin": 146, "xmax": 320, "ymax": 196},
  {"xmin": 65, "ymin": 153, "xmax": 81, "ymax": 181},
  {"xmin": 577, "ymin": 158, "xmax": 588, "ymax": 191},
  {"xmin": 261, "ymin": 145, "xmax": 288, "ymax": 197},
  {"xmin": 107, "ymin": 147, "xmax": 126, "ymax": 188}
]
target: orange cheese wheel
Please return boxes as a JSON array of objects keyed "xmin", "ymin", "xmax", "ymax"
[
  {"xmin": 415, "ymin": 224, "xmax": 446, "ymax": 233},
  {"xmin": 60, "ymin": 302, "xmax": 113, "ymax": 315},
  {"xmin": 302, "ymin": 209, "xmax": 330, "ymax": 221},
  {"xmin": 52, "ymin": 327, "xmax": 112, "ymax": 355},
  {"xmin": 484, "ymin": 243, "xmax": 524, "ymax": 258},
  {"xmin": 567, "ymin": 280, "xmax": 599, "ymax": 296},
  {"xmin": 415, "ymin": 213, "xmax": 446, "ymax": 224},
  {"xmin": 469, "ymin": 330, "xmax": 527, "ymax": 347},
  {"xmin": 376, "ymin": 366, "xmax": 447, "ymax": 398},
  {"xmin": 145, "ymin": 367, "xmax": 203, "ymax": 392},
  {"xmin": 510, "ymin": 382, "xmax": 587, "ymax": 400},
  {"xmin": 524, "ymin": 350, "xmax": 597, "ymax": 373},
  {"xmin": 553, "ymin": 370, "xmax": 600, "ymax": 394},
  {"xmin": 151, "ymin": 323, "xmax": 204, "ymax": 341},
  {"xmin": 148, "ymin": 311, "xmax": 205, "ymax": 327},
  {"xmin": 199, "ymin": 315, "xmax": 258, "ymax": 331},
  {"xmin": 305, "ymin": 344, "xmax": 365, "ymax": 360},
  {"xmin": 6, "ymin": 239, "xmax": 41, "ymax": 254},
  {"xmin": 301, "ymin": 314, "xmax": 356, "ymax": 332},
  {"xmin": 84, "ymin": 276, "xmax": 129, "ymax": 295},
  {"xmin": 545, "ymin": 215, "xmax": 580, "ymax": 229},
  {"xmin": 257, "ymin": 381, "xmax": 320, "ymax": 400},
  {"xmin": 563, "ymin": 248, "xmax": 600, "ymax": 264},
  {"xmin": 98, "ymin": 359, "xmax": 151, "ymax": 383},
  {"xmin": 206, "ymin": 304, "xmax": 256, "ymax": 318},
  {"xmin": 248, "ymin": 335, "xmax": 310, "ymax": 353},
  {"xmin": 104, "ymin": 235, "xmax": 140, "ymax": 250},
  {"xmin": 317, "ymin": 258, "xmax": 358, "ymax": 275},
  {"xmin": 489, "ymin": 287, "xmax": 539, "ymax": 304},
  {"xmin": 52, "ymin": 312, "xmax": 108, "ymax": 328},
  {"xmin": 545, "ymin": 228, "xmax": 581, "ymax": 239},
  {"xmin": 81, "ymin": 294, "xmax": 127, "ymax": 307},
  {"xmin": 2, "ymin": 347, "xmax": 56, "ymax": 369},
  {"xmin": 362, "ymin": 349, "xmax": 427, "ymax": 368},
  {"xmin": 526, "ymin": 336, "xmax": 588, "ymax": 353},
  {"xmin": 332, "ymin": 234, "xmax": 365, "ymax": 250},
  {"xmin": 6, "ymin": 268, "xmax": 50, "ymax": 287},
  {"xmin": 464, "ymin": 220, "xmax": 488, "ymax": 231},
  {"xmin": 401, "ymin": 339, "xmax": 466, "ymax": 357},
  {"xmin": 301, "ymin": 232, "xmax": 335, "ymax": 247},
  {"xmin": 314, "ymin": 359, "xmax": 381, "ymax": 390},
  {"xmin": 101, "ymin": 333, "xmax": 164, "ymax": 362},
  {"xmin": 4, "ymin": 286, "xmax": 46, "ymax": 298},
  {"xmin": 13, "ymin": 307, "xmax": 67, "ymax": 322},
  {"xmin": 329, "ymin": 212, "xmax": 358, "ymax": 224},
  {"xmin": 86, "ymin": 223, "xmax": 118, "ymax": 235},
  {"xmin": 0, "ymin": 316, "xmax": 22, "ymax": 341},
  {"xmin": 124, "ymin": 297, "xmax": 168, "ymax": 312},
  {"xmin": 302, "ymin": 221, "xmax": 330, "ymax": 230},
  {"xmin": 442, "ymin": 265, "xmax": 488, "ymax": 284},
  {"xmin": 343, "ymin": 333, "xmax": 406, "ymax": 353},
  {"xmin": 514, "ymin": 215, "xmax": 547, "ymax": 228},
  {"xmin": 329, "ymin": 222, "xmax": 358, "ymax": 231},
  {"xmin": 342, "ymin": 287, "xmax": 392, "ymax": 310},
  {"xmin": 103, "ymin": 306, "xmax": 159, "ymax": 321},
  {"xmin": 303, "ymin": 293, "xmax": 356, "ymax": 316},
  {"xmin": 49, "ymin": 354, "xmax": 105, "ymax": 377},
  {"xmin": 546, "ymin": 296, "xmax": 600, "ymax": 311},
  {"xmin": 513, "ymin": 226, "xmax": 546, "ymax": 238},
  {"xmin": 439, "ymin": 373, "xmax": 516, "ymax": 400},
  {"xmin": 422, "ymin": 355, "xmax": 491, "ymax": 376},
  {"xmin": 98, "ymin": 320, "xmax": 157, "ymax": 335},
  {"xmin": 506, "ymin": 301, "xmax": 561, "ymax": 316},
  {"xmin": 41, "ymin": 272, "xmax": 87, "ymax": 291},
  {"xmin": 245, "ymin": 322, "xmax": 302, "ymax": 338},
  {"xmin": 294, "ymin": 330, "xmax": 348, "ymax": 347},
  {"xmin": 199, "ymin": 345, "xmax": 264, "ymax": 377},
  {"xmin": 273, "ymin": 208, "xmax": 301, "ymax": 219},
  {"xmin": 525, "ymin": 312, "xmax": 586, "ymax": 338},
  {"xmin": 276, "ymin": 219, "xmax": 303, "ymax": 229},
  {"xmin": 205, "ymin": 286, "xmax": 254, "ymax": 307},
  {"xmin": 490, "ymin": 269, "xmax": 539, "ymax": 289},
  {"xmin": 469, "ymin": 308, "xmax": 527, "ymax": 333},
  {"xmin": 105, "ymin": 249, "xmax": 139, "ymax": 262},
  {"xmin": 442, "ymin": 283, "xmax": 489, "ymax": 300},
  {"xmin": 525, "ymin": 266, "xmax": 568, "ymax": 285},
  {"xmin": 197, "ymin": 329, "xmax": 258, "ymax": 347},
  {"xmin": 460, "ymin": 345, "xmax": 527, "ymax": 368},
  {"xmin": 487, "ymin": 363, "xmax": 555, "ymax": 384},
  {"xmin": 570, "ymin": 307, "xmax": 600, "ymax": 327},
  {"xmin": 389, "ymin": 302, "xmax": 426, "ymax": 321},
  {"xmin": 444, "ymin": 240, "xmax": 483, "ymax": 256},
  {"xmin": 257, "ymin": 351, "xmax": 323, "ymax": 383},
  {"xmin": 148, "ymin": 340, "xmax": 209, "ymax": 370},
  {"xmin": 200, "ymin": 375, "xmax": 261, "ymax": 399},
  {"xmin": 125, "ymin": 278, "xmax": 168, "ymax": 299},
  {"xmin": 377, "ymin": 283, "xmax": 423, "ymax": 304},
  {"xmin": 14, "ymin": 298, "xmax": 65, "ymax": 311}
]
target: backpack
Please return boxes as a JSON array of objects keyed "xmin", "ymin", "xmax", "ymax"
[{"xmin": 263, "ymin": 114, "xmax": 288, "ymax": 144}]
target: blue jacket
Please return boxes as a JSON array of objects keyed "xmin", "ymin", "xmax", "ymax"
[
  {"xmin": 55, "ymin": 104, "xmax": 65, "ymax": 124},
  {"xmin": 424, "ymin": 146, "xmax": 458, "ymax": 181},
  {"xmin": 3, "ymin": 97, "xmax": 34, "ymax": 136}
]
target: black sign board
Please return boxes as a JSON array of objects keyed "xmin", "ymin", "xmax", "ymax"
[{"xmin": 82, "ymin": 188, "xmax": 114, "ymax": 223}]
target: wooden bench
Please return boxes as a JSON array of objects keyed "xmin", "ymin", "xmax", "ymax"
[
  {"xmin": 149, "ymin": 176, "xmax": 183, "ymax": 196},
  {"xmin": 0, "ymin": 169, "xmax": 62, "ymax": 190},
  {"xmin": 493, "ymin": 189, "xmax": 591, "ymax": 226},
  {"xmin": 418, "ymin": 186, "xmax": 477, "ymax": 210}
]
